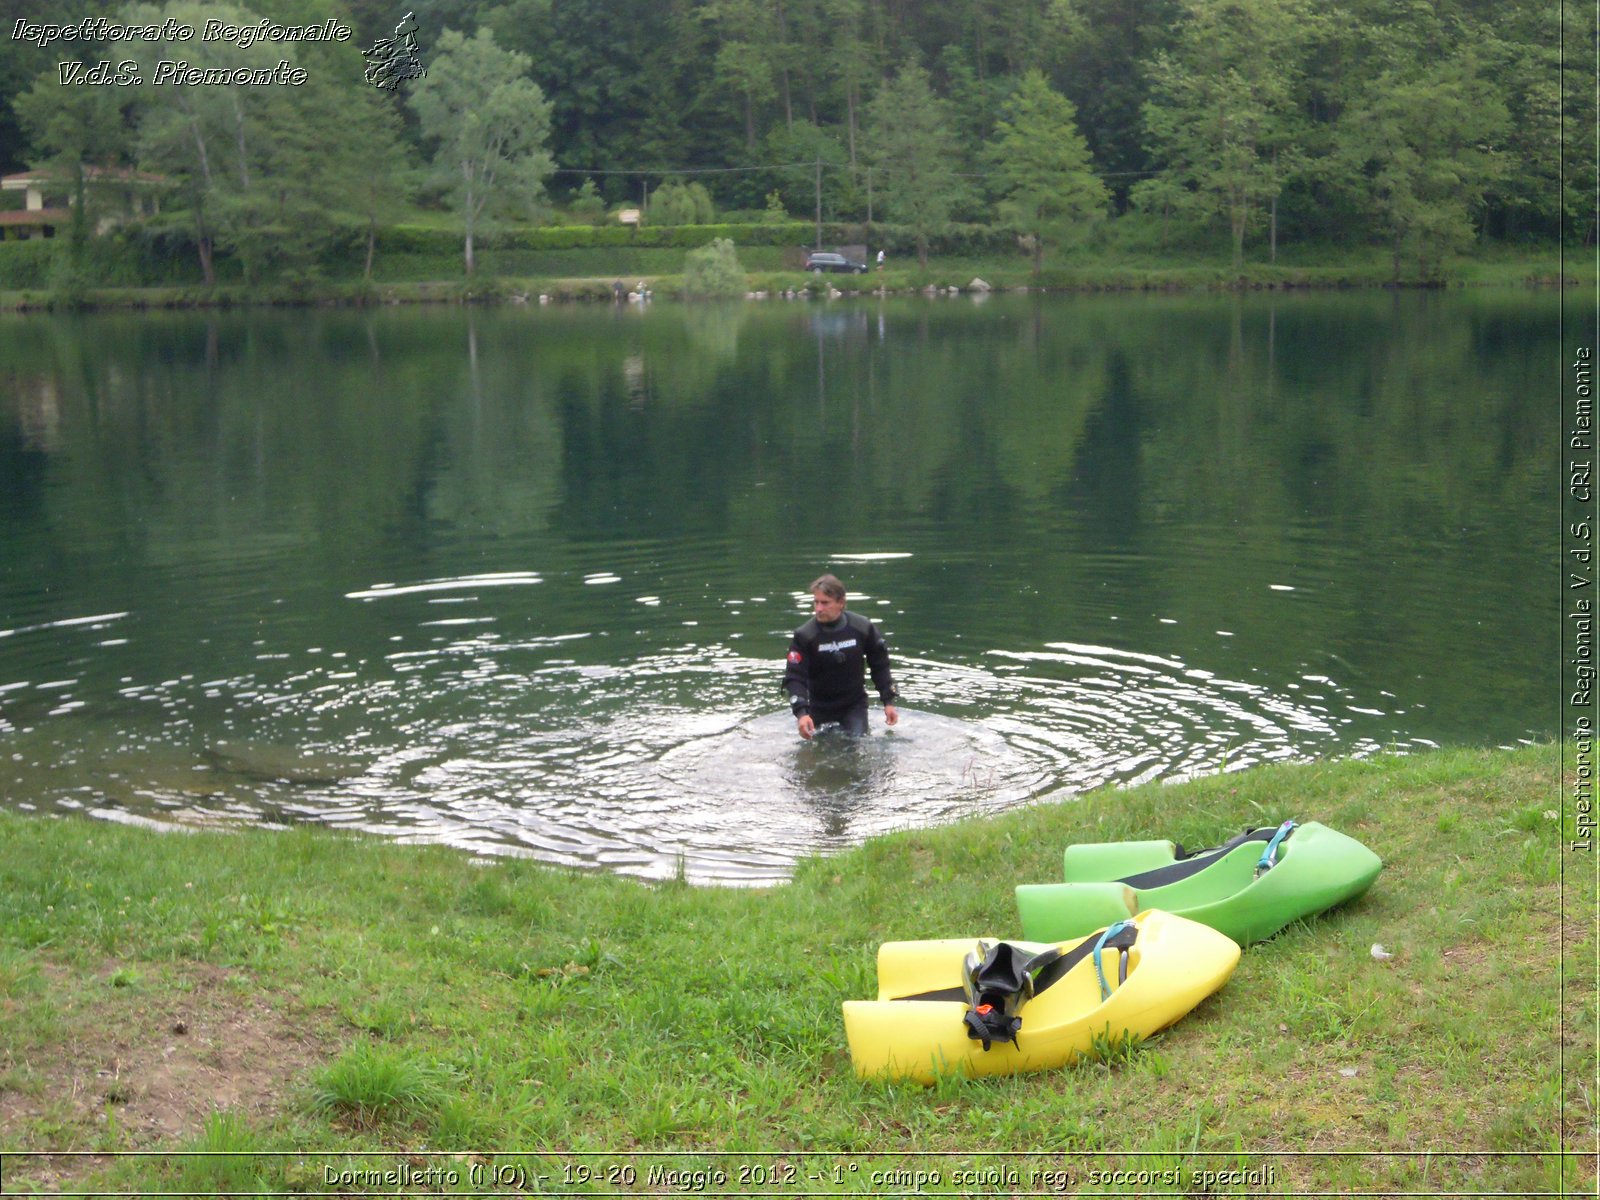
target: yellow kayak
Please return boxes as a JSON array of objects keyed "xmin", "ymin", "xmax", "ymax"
[{"xmin": 842, "ymin": 909, "xmax": 1239, "ymax": 1083}]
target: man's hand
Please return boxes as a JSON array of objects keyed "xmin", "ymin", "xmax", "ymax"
[
  {"xmin": 797, "ymin": 714, "xmax": 816, "ymax": 740},
  {"xmin": 884, "ymin": 704, "xmax": 899, "ymax": 727}
]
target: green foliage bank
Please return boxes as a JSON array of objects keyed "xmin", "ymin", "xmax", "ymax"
[{"xmin": 0, "ymin": 0, "xmax": 1588, "ymax": 298}]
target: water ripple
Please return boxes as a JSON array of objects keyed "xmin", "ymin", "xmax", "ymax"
[{"xmin": 0, "ymin": 611, "xmax": 1386, "ymax": 883}]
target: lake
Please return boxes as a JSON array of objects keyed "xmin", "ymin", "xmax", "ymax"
[{"xmin": 0, "ymin": 289, "xmax": 1561, "ymax": 882}]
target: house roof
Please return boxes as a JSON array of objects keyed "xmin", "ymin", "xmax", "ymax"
[{"xmin": 2, "ymin": 166, "xmax": 165, "ymax": 188}]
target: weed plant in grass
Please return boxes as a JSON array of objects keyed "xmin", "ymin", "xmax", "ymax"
[
  {"xmin": 309, "ymin": 1042, "xmax": 454, "ymax": 1126},
  {"xmin": 0, "ymin": 744, "xmax": 1590, "ymax": 1196}
]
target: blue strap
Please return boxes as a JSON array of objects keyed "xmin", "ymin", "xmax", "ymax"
[
  {"xmin": 1092, "ymin": 920, "xmax": 1135, "ymax": 1002},
  {"xmin": 1255, "ymin": 820, "xmax": 1298, "ymax": 875}
]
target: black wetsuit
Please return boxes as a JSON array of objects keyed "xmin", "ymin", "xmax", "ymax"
[{"xmin": 782, "ymin": 611, "xmax": 897, "ymax": 734}]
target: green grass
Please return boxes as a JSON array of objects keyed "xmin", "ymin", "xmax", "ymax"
[
  {"xmin": 0, "ymin": 744, "xmax": 1592, "ymax": 1195},
  {"xmin": 0, "ymin": 233, "xmax": 1587, "ymax": 311},
  {"xmin": 309, "ymin": 1042, "xmax": 454, "ymax": 1125}
]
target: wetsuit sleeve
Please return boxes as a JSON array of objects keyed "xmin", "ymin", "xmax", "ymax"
[
  {"xmin": 783, "ymin": 634, "xmax": 811, "ymax": 717},
  {"xmin": 867, "ymin": 622, "xmax": 897, "ymax": 707}
]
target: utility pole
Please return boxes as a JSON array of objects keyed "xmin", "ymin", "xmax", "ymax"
[{"xmin": 814, "ymin": 155, "xmax": 823, "ymax": 250}]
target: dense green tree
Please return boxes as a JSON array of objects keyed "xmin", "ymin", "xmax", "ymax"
[
  {"xmin": 9, "ymin": 0, "xmax": 415, "ymax": 287},
  {"xmin": 646, "ymin": 179, "xmax": 716, "ymax": 225},
  {"xmin": 818, "ymin": 0, "xmax": 877, "ymax": 165},
  {"xmin": 1331, "ymin": 54, "xmax": 1509, "ymax": 280},
  {"xmin": 0, "ymin": 0, "xmax": 128, "ymax": 176},
  {"xmin": 13, "ymin": 72, "xmax": 135, "ymax": 296},
  {"xmin": 111, "ymin": 1, "xmax": 332, "ymax": 284},
  {"xmin": 569, "ymin": 178, "xmax": 607, "ymax": 224},
  {"xmin": 312, "ymin": 81, "xmax": 419, "ymax": 282},
  {"xmin": 705, "ymin": 0, "xmax": 782, "ymax": 149},
  {"xmin": 483, "ymin": 0, "xmax": 719, "ymax": 198},
  {"xmin": 762, "ymin": 120, "xmax": 855, "ymax": 221},
  {"xmin": 1562, "ymin": 4, "xmax": 1600, "ymax": 244},
  {"xmin": 1456, "ymin": 1, "xmax": 1556, "ymax": 239},
  {"xmin": 863, "ymin": 61, "xmax": 965, "ymax": 267},
  {"xmin": 1136, "ymin": 0, "xmax": 1311, "ymax": 267},
  {"xmin": 1050, "ymin": 0, "xmax": 1181, "ymax": 207},
  {"xmin": 932, "ymin": 45, "xmax": 999, "ymax": 168},
  {"xmin": 0, "ymin": 0, "xmax": 1576, "ymax": 268},
  {"xmin": 410, "ymin": 27, "xmax": 554, "ymax": 275},
  {"xmin": 987, "ymin": 70, "xmax": 1109, "ymax": 274}
]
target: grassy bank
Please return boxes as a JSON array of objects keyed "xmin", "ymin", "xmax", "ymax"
[
  {"xmin": 0, "ymin": 244, "xmax": 1587, "ymax": 312},
  {"xmin": 0, "ymin": 744, "xmax": 1592, "ymax": 1195}
]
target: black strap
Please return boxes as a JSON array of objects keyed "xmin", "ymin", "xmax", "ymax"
[
  {"xmin": 963, "ymin": 1005, "xmax": 1022, "ymax": 1050},
  {"xmin": 888, "ymin": 924, "xmax": 1139, "ymax": 1005},
  {"xmin": 889, "ymin": 928, "xmax": 1139, "ymax": 1056},
  {"xmin": 1115, "ymin": 825, "xmax": 1287, "ymax": 889}
]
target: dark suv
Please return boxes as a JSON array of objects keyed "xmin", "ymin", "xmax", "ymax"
[{"xmin": 804, "ymin": 251, "xmax": 868, "ymax": 274}]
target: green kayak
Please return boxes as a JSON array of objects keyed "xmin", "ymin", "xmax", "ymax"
[{"xmin": 1015, "ymin": 820, "xmax": 1382, "ymax": 946}]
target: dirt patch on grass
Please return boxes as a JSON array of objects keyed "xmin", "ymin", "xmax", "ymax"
[{"xmin": 0, "ymin": 958, "xmax": 334, "ymax": 1191}]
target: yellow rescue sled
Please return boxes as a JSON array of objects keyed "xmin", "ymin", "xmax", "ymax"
[{"xmin": 843, "ymin": 909, "xmax": 1240, "ymax": 1083}]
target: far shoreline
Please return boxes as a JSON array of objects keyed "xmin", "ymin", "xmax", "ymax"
[{"xmin": 0, "ymin": 252, "xmax": 1585, "ymax": 314}]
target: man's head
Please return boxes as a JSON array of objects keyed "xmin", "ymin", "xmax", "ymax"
[{"xmin": 809, "ymin": 573, "xmax": 846, "ymax": 623}]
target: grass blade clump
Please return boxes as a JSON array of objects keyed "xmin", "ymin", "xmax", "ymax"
[{"xmin": 308, "ymin": 1041, "xmax": 450, "ymax": 1125}]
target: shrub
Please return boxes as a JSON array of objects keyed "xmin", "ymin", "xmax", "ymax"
[
  {"xmin": 682, "ymin": 237, "xmax": 746, "ymax": 298},
  {"xmin": 646, "ymin": 180, "xmax": 716, "ymax": 226},
  {"xmin": 0, "ymin": 239, "xmax": 59, "ymax": 290},
  {"xmin": 569, "ymin": 178, "xmax": 607, "ymax": 226}
]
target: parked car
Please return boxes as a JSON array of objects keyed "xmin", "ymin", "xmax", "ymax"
[{"xmin": 805, "ymin": 251, "xmax": 868, "ymax": 274}]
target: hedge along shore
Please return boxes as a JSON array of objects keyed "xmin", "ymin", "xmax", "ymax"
[
  {"xmin": 0, "ymin": 224, "xmax": 1584, "ymax": 311},
  {"xmin": 0, "ymin": 263, "xmax": 1582, "ymax": 313},
  {"xmin": 0, "ymin": 743, "xmax": 1593, "ymax": 1196}
]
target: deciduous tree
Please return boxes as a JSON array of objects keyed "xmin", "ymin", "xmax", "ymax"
[
  {"xmin": 1331, "ymin": 55, "xmax": 1509, "ymax": 280},
  {"xmin": 114, "ymin": 1, "xmax": 326, "ymax": 285},
  {"xmin": 647, "ymin": 179, "xmax": 716, "ymax": 225},
  {"xmin": 863, "ymin": 61, "xmax": 964, "ymax": 268},
  {"xmin": 410, "ymin": 27, "xmax": 554, "ymax": 275},
  {"xmin": 987, "ymin": 70, "xmax": 1108, "ymax": 274},
  {"xmin": 1136, "ymin": 0, "xmax": 1310, "ymax": 267},
  {"xmin": 13, "ymin": 70, "xmax": 135, "ymax": 297}
]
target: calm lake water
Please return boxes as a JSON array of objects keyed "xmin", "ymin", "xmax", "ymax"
[{"xmin": 0, "ymin": 290, "xmax": 1562, "ymax": 882}]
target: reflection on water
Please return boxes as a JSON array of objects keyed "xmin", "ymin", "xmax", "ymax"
[
  {"xmin": 662, "ymin": 710, "xmax": 1044, "ymax": 855},
  {"xmin": 0, "ymin": 292, "xmax": 1562, "ymax": 882}
]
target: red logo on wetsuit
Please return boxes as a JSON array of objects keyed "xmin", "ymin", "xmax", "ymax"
[{"xmin": 787, "ymin": 650, "xmax": 803, "ymax": 663}]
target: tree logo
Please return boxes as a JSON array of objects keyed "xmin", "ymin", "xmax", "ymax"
[{"xmin": 361, "ymin": 12, "xmax": 427, "ymax": 91}]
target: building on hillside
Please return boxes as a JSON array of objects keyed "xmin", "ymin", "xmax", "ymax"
[{"xmin": 0, "ymin": 166, "xmax": 167, "ymax": 241}]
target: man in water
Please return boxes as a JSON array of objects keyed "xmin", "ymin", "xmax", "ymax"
[{"xmin": 782, "ymin": 573, "xmax": 899, "ymax": 739}]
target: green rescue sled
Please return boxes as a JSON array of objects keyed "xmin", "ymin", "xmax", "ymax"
[{"xmin": 1015, "ymin": 820, "xmax": 1382, "ymax": 947}]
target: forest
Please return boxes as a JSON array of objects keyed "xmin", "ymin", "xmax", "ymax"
[{"xmin": 0, "ymin": 0, "xmax": 1591, "ymax": 287}]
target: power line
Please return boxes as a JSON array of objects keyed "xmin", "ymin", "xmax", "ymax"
[
  {"xmin": 549, "ymin": 162, "xmax": 821, "ymax": 176},
  {"xmin": 550, "ymin": 160, "xmax": 1160, "ymax": 180}
]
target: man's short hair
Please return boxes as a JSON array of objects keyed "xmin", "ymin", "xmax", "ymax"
[{"xmin": 809, "ymin": 573, "xmax": 846, "ymax": 601}]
